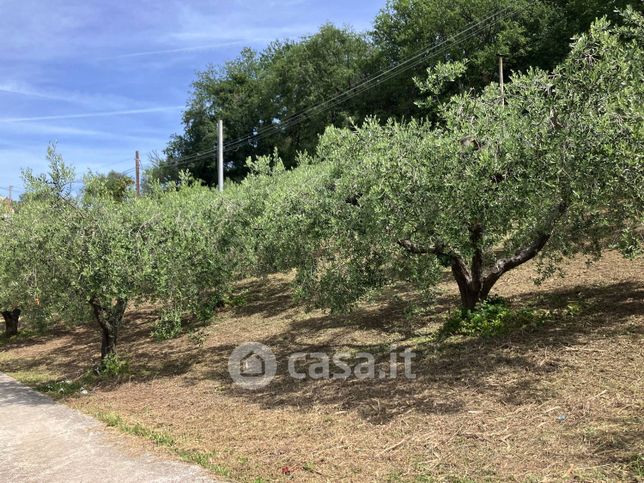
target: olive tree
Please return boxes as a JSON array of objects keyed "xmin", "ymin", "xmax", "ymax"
[
  {"xmin": 0, "ymin": 204, "xmax": 28, "ymax": 336},
  {"xmin": 136, "ymin": 176, "xmax": 245, "ymax": 335},
  {"xmin": 6, "ymin": 152, "xmax": 151, "ymax": 359},
  {"xmin": 251, "ymin": 11, "xmax": 643, "ymax": 311},
  {"xmin": 3, "ymin": 152, "xmax": 243, "ymax": 358},
  {"xmin": 0, "ymin": 158, "xmax": 79, "ymax": 337}
]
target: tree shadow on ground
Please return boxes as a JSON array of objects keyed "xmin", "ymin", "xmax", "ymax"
[
  {"xmin": 229, "ymin": 276, "xmax": 299, "ymax": 319},
  {"xmin": 0, "ymin": 306, "xmax": 204, "ymax": 387},
  {"xmin": 191, "ymin": 280, "xmax": 643, "ymax": 424},
  {"xmin": 231, "ymin": 275, "xmax": 450, "ymax": 340},
  {"xmin": 1, "ymin": 280, "xmax": 641, "ymax": 426},
  {"xmin": 565, "ymin": 420, "xmax": 644, "ymax": 478}
]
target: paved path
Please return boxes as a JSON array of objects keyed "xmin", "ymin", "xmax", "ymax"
[{"xmin": 0, "ymin": 372, "xmax": 217, "ymax": 482}]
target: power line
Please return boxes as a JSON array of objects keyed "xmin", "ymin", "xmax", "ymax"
[
  {"xmin": 9, "ymin": 7, "xmax": 514, "ymax": 191},
  {"xmin": 157, "ymin": 6, "xmax": 512, "ymax": 172},
  {"xmin": 222, "ymin": 7, "xmax": 513, "ymax": 152}
]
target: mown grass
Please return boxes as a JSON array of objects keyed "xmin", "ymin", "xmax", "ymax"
[
  {"xmin": 0, "ymin": 252, "xmax": 641, "ymax": 481},
  {"xmin": 0, "ymin": 328, "xmax": 39, "ymax": 347},
  {"xmin": 94, "ymin": 411, "xmax": 232, "ymax": 478}
]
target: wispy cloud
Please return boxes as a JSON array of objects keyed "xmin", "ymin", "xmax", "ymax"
[
  {"xmin": 104, "ymin": 40, "xmax": 247, "ymax": 60},
  {"xmin": 0, "ymin": 0, "xmax": 384, "ymax": 192},
  {"xmin": 0, "ymin": 106, "xmax": 184, "ymax": 123},
  {"xmin": 0, "ymin": 80, "xmax": 157, "ymax": 112},
  {"xmin": 0, "ymin": 81, "xmax": 70, "ymax": 102},
  {"xmin": 0, "ymin": 121, "xmax": 167, "ymax": 144},
  {"xmin": 168, "ymin": 25, "xmax": 317, "ymax": 44}
]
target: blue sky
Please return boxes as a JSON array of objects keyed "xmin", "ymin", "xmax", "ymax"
[{"xmin": 0, "ymin": 0, "xmax": 385, "ymax": 197}]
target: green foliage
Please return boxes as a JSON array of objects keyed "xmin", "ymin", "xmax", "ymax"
[
  {"xmin": 414, "ymin": 60, "xmax": 469, "ymax": 110},
  {"xmin": 439, "ymin": 298, "xmax": 545, "ymax": 338},
  {"xmin": 95, "ymin": 412, "xmax": 232, "ymax": 477},
  {"xmin": 159, "ymin": 25, "xmax": 374, "ymax": 182},
  {"xmin": 245, "ymin": 12, "xmax": 643, "ymax": 313},
  {"xmin": 438, "ymin": 298, "xmax": 586, "ymax": 339},
  {"xmin": 98, "ymin": 353, "xmax": 130, "ymax": 377},
  {"xmin": 97, "ymin": 411, "xmax": 176, "ymax": 446},
  {"xmin": 151, "ymin": 309, "xmax": 183, "ymax": 341},
  {"xmin": 83, "ymin": 171, "xmax": 134, "ymax": 202},
  {"xmin": 1, "ymin": 153, "xmax": 245, "ymax": 358},
  {"xmin": 0, "ymin": 328, "xmax": 37, "ymax": 346},
  {"xmin": 37, "ymin": 379, "xmax": 86, "ymax": 398},
  {"xmin": 136, "ymin": 176, "xmax": 243, "ymax": 325},
  {"xmin": 0, "ymin": 13, "xmax": 641, "ymax": 364},
  {"xmin": 158, "ymin": 0, "xmax": 634, "ymax": 186}
]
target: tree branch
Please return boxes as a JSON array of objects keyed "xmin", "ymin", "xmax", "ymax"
[
  {"xmin": 481, "ymin": 202, "xmax": 567, "ymax": 297},
  {"xmin": 397, "ymin": 239, "xmax": 471, "ymax": 282},
  {"xmin": 397, "ymin": 239, "xmax": 429, "ymax": 255}
]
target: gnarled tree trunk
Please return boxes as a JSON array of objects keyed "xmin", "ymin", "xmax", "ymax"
[
  {"xmin": 450, "ymin": 227, "xmax": 554, "ymax": 311},
  {"xmin": 90, "ymin": 298, "xmax": 127, "ymax": 360},
  {"xmin": 2, "ymin": 308, "xmax": 21, "ymax": 337},
  {"xmin": 399, "ymin": 203, "xmax": 566, "ymax": 311}
]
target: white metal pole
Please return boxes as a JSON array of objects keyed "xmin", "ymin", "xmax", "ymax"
[
  {"xmin": 499, "ymin": 55, "xmax": 505, "ymax": 106},
  {"xmin": 217, "ymin": 120, "xmax": 224, "ymax": 192}
]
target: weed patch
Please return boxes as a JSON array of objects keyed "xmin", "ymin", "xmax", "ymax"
[
  {"xmin": 94, "ymin": 411, "xmax": 231, "ymax": 477},
  {"xmin": 436, "ymin": 298, "xmax": 585, "ymax": 340}
]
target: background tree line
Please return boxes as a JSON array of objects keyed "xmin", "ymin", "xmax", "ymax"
[
  {"xmin": 2, "ymin": 10, "xmax": 641, "ymax": 361},
  {"xmin": 152, "ymin": 0, "xmax": 635, "ymax": 184}
]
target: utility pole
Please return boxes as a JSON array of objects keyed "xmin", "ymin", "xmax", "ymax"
[
  {"xmin": 8, "ymin": 185, "xmax": 12, "ymax": 209},
  {"xmin": 135, "ymin": 150, "xmax": 141, "ymax": 196},
  {"xmin": 498, "ymin": 54, "xmax": 505, "ymax": 106},
  {"xmin": 217, "ymin": 120, "xmax": 224, "ymax": 192}
]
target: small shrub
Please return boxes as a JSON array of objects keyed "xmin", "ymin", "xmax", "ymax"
[
  {"xmin": 151, "ymin": 309, "xmax": 183, "ymax": 341},
  {"xmin": 438, "ymin": 298, "xmax": 546, "ymax": 339},
  {"xmin": 225, "ymin": 293, "xmax": 248, "ymax": 308},
  {"xmin": 98, "ymin": 353, "xmax": 130, "ymax": 377},
  {"xmin": 187, "ymin": 329, "xmax": 206, "ymax": 347},
  {"xmin": 37, "ymin": 379, "xmax": 84, "ymax": 397}
]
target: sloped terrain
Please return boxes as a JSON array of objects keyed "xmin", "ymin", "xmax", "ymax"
[{"xmin": 1, "ymin": 251, "xmax": 642, "ymax": 481}]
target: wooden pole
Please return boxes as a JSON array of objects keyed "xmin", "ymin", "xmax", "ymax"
[
  {"xmin": 135, "ymin": 151, "xmax": 141, "ymax": 196},
  {"xmin": 8, "ymin": 185, "xmax": 12, "ymax": 209}
]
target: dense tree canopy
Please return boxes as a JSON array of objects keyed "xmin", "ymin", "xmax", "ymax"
[
  {"xmin": 83, "ymin": 170, "xmax": 134, "ymax": 202},
  {"xmin": 1, "ymin": 11, "xmax": 641, "ymax": 364},
  {"xmin": 244, "ymin": 10, "xmax": 643, "ymax": 311},
  {"xmin": 159, "ymin": 25, "xmax": 374, "ymax": 182},
  {"xmin": 0, "ymin": 153, "xmax": 247, "ymax": 359},
  {"xmin": 156, "ymin": 0, "xmax": 638, "ymax": 185}
]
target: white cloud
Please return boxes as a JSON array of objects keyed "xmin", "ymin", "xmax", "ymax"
[
  {"xmin": 0, "ymin": 121, "xmax": 168, "ymax": 144},
  {"xmin": 0, "ymin": 0, "xmax": 323, "ymax": 62},
  {"xmin": 0, "ymin": 106, "xmax": 184, "ymax": 123},
  {"xmin": 103, "ymin": 40, "xmax": 247, "ymax": 60},
  {"xmin": 0, "ymin": 80, "xmax": 142, "ymax": 111}
]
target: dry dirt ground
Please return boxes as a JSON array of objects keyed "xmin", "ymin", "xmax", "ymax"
[{"xmin": 0, "ymin": 251, "xmax": 642, "ymax": 482}]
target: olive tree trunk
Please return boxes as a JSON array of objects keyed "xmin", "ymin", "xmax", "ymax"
[
  {"xmin": 399, "ymin": 203, "xmax": 566, "ymax": 311},
  {"xmin": 2, "ymin": 308, "xmax": 21, "ymax": 337},
  {"xmin": 451, "ymin": 225, "xmax": 553, "ymax": 311},
  {"xmin": 90, "ymin": 298, "xmax": 127, "ymax": 360}
]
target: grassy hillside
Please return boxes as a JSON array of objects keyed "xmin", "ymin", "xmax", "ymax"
[{"xmin": 1, "ymin": 251, "xmax": 642, "ymax": 481}]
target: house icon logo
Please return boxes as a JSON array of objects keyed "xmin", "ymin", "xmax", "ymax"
[{"xmin": 228, "ymin": 342, "xmax": 277, "ymax": 390}]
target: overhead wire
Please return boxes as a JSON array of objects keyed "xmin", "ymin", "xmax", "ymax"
[
  {"xmin": 9, "ymin": 7, "xmax": 513, "ymax": 192},
  {"xmin": 150, "ymin": 6, "xmax": 512, "ymax": 174},
  {"xmin": 221, "ymin": 7, "xmax": 513, "ymax": 153}
]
